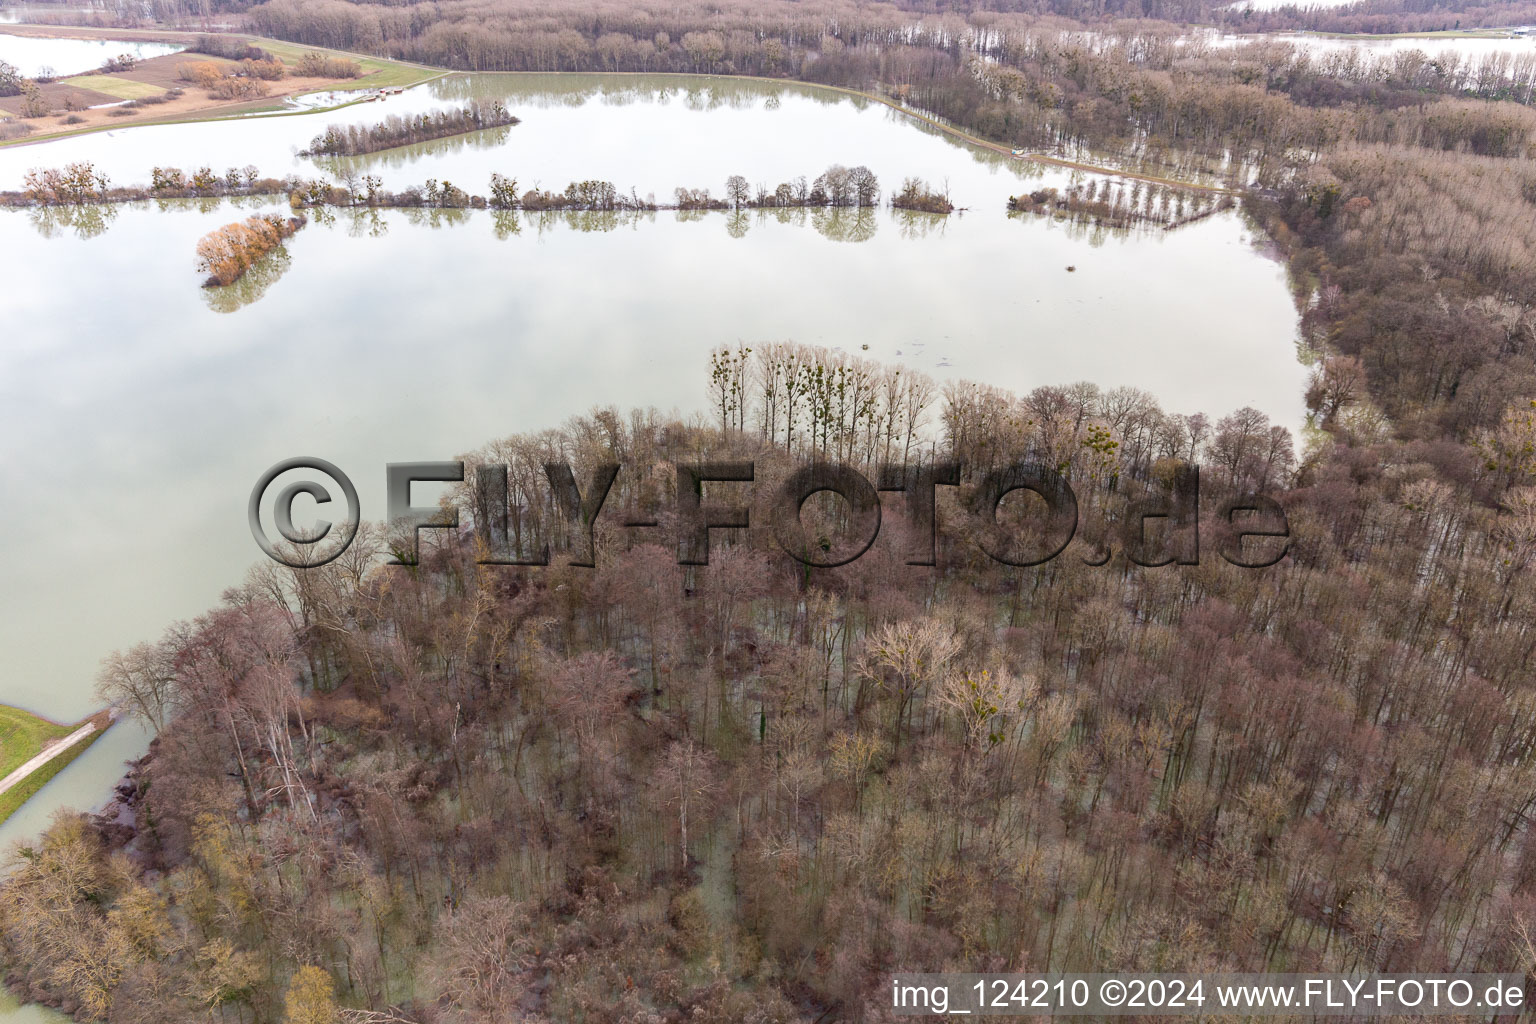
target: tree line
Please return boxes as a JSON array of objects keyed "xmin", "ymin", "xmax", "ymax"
[
  {"xmin": 19, "ymin": 0, "xmax": 1536, "ymax": 44},
  {"xmin": 1009, "ymin": 179, "xmax": 1234, "ymax": 230},
  {"xmin": 299, "ymin": 102, "xmax": 519, "ymax": 158},
  {"xmin": 6, "ymin": 164, "xmax": 962, "ymax": 219},
  {"xmin": 6, "ymin": 162, "xmax": 294, "ymax": 206},
  {"xmin": 231, "ymin": 1, "xmax": 1536, "ymax": 189},
  {"xmin": 890, "ymin": 177, "xmax": 955, "ymax": 213}
]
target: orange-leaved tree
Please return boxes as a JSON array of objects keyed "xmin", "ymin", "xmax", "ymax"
[{"xmin": 195, "ymin": 214, "xmax": 301, "ymax": 287}]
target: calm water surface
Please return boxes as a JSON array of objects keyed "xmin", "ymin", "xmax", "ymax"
[
  {"xmin": 1276, "ymin": 30, "xmax": 1536, "ymax": 59},
  {"xmin": 0, "ymin": 74, "xmax": 1307, "ymax": 1021},
  {"xmin": 8, "ymin": 73, "xmax": 1063, "ymax": 195},
  {"xmin": 1223, "ymin": 0, "xmax": 1358, "ymax": 11},
  {"xmin": 0, "ymin": 31, "xmax": 183, "ymax": 77},
  {"xmin": 1212, "ymin": 27, "xmax": 1536, "ymax": 60}
]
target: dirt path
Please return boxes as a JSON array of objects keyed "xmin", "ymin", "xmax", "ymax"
[{"xmin": 0, "ymin": 720, "xmax": 99, "ymax": 798}]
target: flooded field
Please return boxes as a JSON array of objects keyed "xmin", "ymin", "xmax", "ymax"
[{"xmin": 0, "ymin": 30, "xmax": 183, "ymax": 77}]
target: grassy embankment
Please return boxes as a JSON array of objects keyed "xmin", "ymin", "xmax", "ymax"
[
  {"xmin": 0, "ymin": 706, "xmax": 113, "ymax": 823},
  {"xmin": 253, "ymin": 36, "xmax": 439, "ymax": 90}
]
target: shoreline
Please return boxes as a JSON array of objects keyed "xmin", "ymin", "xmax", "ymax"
[
  {"xmin": 1278, "ymin": 27, "xmax": 1535, "ymax": 40},
  {"xmin": 469, "ymin": 69, "xmax": 1243, "ymax": 194},
  {"xmin": 1, "ymin": 31, "xmax": 1235, "ymax": 193}
]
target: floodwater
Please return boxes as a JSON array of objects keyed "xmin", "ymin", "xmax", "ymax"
[
  {"xmin": 0, "ymin": 992, "xmax": 67, "ymax": 1024},
  {"xmin": 0, "ymin": 30, "xmax": 183, "ymax": 77},
  {"xmin": 1273, "ymin": 30, "xmax": 1536, "ymax": 60},
  {"xmin": 0, "ymin": 73, "xmax": 1309, "ymax": 1020},
  {"xmin": 1223, "ymin": 0, "xmax": 1359, "ymax": 11},
  {"xmin": 0, "ymin": 73, "xmax": 1226, "ymax": 195},
  {"xmin": 1211, "ymin": 26, "xmax": 1536, "ymax": 61}
]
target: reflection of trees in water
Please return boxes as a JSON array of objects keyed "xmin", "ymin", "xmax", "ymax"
[
  {"xmin": 1040, "ymin": 138, "xmax": 1236, "ymax": 191},
  {"xmin": 25, "ymin": 196, "xmax": 290, "ymax": 240},
  {"xmin": 1007, "ymin": 179, "xmax": 1232, "ymax": 244},
  {"xmin": 1006, "ymin": 208, "xmax": 1146, "ymax": 247},
  {"xmin": 680, "ymin": 83, "xmax": 760, "ymax": 112},
  {"xmin": 527, "ymin": 209, "xmax": 655, "ymax": 235},
  {"xmin": 225, "ymin": 195, "xmax": 277, "ymax": 213},
  {"xmin": 202, "ymin": 246, "xmax": 292, "ymax": 314},
  {"xmin": 427, "ymin": 72, "xmax": 838, "ymax": 114},
  {"xmin": 402, "ymin": 206, "xmax": 470, "ymax": 230},
  {"xmin": 414, "ymin": 73, "xmax": 1090, "ymax": 187},
  {"xmin": 152, "ymin": 196, "xmax": 220, "ymax": 216},
  {"xmin": 559, "ymin": 209, "xmax": 625, "ymax": 233},
  {"xmin": 691, "ymin": 207, "xmax": 881, "ymax": 243},
  {"xmin": 492, "ymin": 209, "xmax": 521, "ymax": 239},
  {"xmin": 447, "ymin": 208, "xmax": 670, "ymax": 235},
  {"xmin": 398, "ymin": 73, "xmax": 1175, "ymax": 191},
  {"xmin": 144, "ymin": 196, "xmax": 287, "ymax": 217},
  {"xmin": 432, "ymin": 74, "xmax": 601, "ymax": 108},
  {"xmin": 479, "ymin": 206, "xmax": 881, "ymax": 239},
  {"xmin": 763, "ymin": 207, "xmax": 807, "ymax": 228},
  {"xmin": 347, "ymin": 208, "xmax": 389, "ymax": 239},
  {"xmin": 894, "ymin": 209, "xmax": 949, "ymax": 240},
  {"xmin": 894, "ymin": 112, "xmax": 1031, "ymax": 178},
  {"xmin": 27, "ymin": 203, "xmax": 118, "ymax": 239},
  {"xmin": 812, "ymin": 206, "xmax": 878, "ymax": 243},
  {"xmin": 325, "ymin": 124, "xmax": 514, "ymax": 174}
]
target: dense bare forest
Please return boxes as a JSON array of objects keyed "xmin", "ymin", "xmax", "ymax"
[
  {"xmin": 5, "ymin": 332, "xmax": 1536, "ymax": 1022},
  {"xmin": 232, "ymin": 3, "xmax": 1536, "ymax": 173},
  {"xmin": 27, "ymin": 0, "xmax": 1536, "ymax": 36},
  {"xmin": 5, "ymin": 0, "xmax": 1536, "ymax": 1020}
]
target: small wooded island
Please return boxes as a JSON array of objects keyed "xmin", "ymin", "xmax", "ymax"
[
  {"xmin": 196, "ymin": 213, "xmax": 306, "ymax": 286},
  {"xmin": 298, "ymin": 101, "xmax": 518, "ymax": 156}
]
